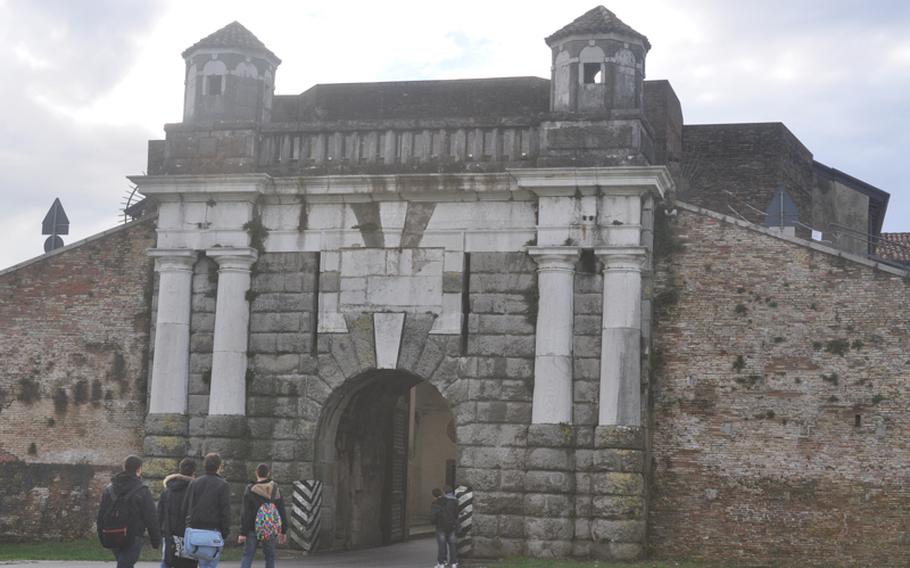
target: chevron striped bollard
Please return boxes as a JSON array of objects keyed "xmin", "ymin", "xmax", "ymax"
[
  {"xmin": 290, "ymin": 480, "xmax": 323, "ymax": 553},
  {"xmin": 455, "ymin": 485, "xmax": 473, "ymax": 556}
]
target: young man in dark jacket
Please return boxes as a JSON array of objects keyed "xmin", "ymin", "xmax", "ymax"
[
  {"xmin": 96, "ymin": 455, "xmax": 161, "ymax": 568},
  {"xmin": 158, "ymin": 457, "xmax": 197, "ymax": 568},
  {"xmin": 184, "ymin": 453, "xmax": 231, "ymax": 568},
  {"xmin": 430, "ymin": 487, "xmax": 459, "ymax": 568},
  {"xmin": 238, "ymin": 463, "xmax": 288, "ymax": 568}
]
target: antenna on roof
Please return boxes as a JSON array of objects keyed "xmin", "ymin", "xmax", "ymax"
[{"xmin": 42, "ymin": 198, "xmax": 69, "ymax": 253}]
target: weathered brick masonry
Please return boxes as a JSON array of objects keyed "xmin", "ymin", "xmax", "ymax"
[
  {"xmin": 650, "ymin": 206, "xmax": 910, "ymax": 566},
  {"xmin": 0, "ymin": 219, "xmax": 156, "ymax": 539}
]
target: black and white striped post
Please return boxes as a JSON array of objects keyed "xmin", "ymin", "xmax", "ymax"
[
  {"xmin": 455, "ymin": 485, "xmax": 473, "ymax": 556},
  {"xmin": 290, "ymin": 480, "xmax": 323, "ymax": 553}
]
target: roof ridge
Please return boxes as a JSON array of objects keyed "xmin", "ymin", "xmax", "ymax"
[
  {"xmin": 546, "ymin": 5, "xmax": 650, "ymax": 49},
  {"xmin": 182, "ymin": 21, "xmax": 280, "ymax": 63}
]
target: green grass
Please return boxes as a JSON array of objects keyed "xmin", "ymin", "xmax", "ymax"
[
  {"xmin": 470, "ymin": 559, "xmax": 720, "ymax": 568},
  {"xmin": 0, "ymin": 539, "xmax": 249, "ymax": 561}
]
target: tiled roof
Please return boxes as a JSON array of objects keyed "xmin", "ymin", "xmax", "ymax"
[
  {"xmin": 876, "ymin": 232, "xmax": 910, "ymax": 265},
  {"xmin": 546, "ymin": 6, "xmax": 650, "ymax": 49},
  {"xmin": 182, "ymin": 21, "xmax": 280, "ymax": 63}
]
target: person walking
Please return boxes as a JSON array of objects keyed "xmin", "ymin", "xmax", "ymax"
[
  {"xmin": 184, "ymin": 453, "xmax": 231, "ymax": 568},
  {"xmin": 96, "ymin": 455, "xmax": 161, "ymax": 568},
  {"xmin": 430, "ymin": 487, "xmax": 459, "ymax": 568},
  {"xmin": 238, "ymin": 463, "xmax": 288, "ymax": 568},
  {"xmin": 158, "ymin": 457, "xmax": 198, "ymax": 568}
]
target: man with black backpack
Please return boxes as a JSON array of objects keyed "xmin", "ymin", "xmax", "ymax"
[
  {"xmin": 96, "ymin": 455, "xmax": 161, "ymax": 568},
  {"xmin": 158, "ymin": 457, "xmax": 198, "ymax": 568},
  {"xmin": 238, "ymin": 463, "xmax": 288, "ymax": 568},
  {"xmin": 430, "ymin": 487, "xmax": 459, "ymax": 568}
]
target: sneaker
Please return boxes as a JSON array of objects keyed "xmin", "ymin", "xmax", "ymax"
[
  {"xmin": 452, "ymin": 564, "xmax": 458, "ymax": 568},
  {"xmin": 434, "ymin": 564, "xmax": 445, "ymax": 568}
]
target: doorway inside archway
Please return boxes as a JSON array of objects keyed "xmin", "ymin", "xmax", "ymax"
[{"xmin": 314, "ymin": 370, "xmax": 456, "ymax": 551}]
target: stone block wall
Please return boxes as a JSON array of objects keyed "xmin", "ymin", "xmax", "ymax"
[
  {"xmin": 0, "ymin": 461, "xmax": 114, "ymax": 540},
  {"xmin": 90, "ymin": 243, "xmax": 646, "ymax": 555},
  {"xmin": 650, "ymin": 206, "xmax": 910, "ymax": 566},
  {"xmin": 143, "ymin": 252, "xmax": 320, "ymax": 532},
  {"xmin": 458, "ymin": 252, "xmax": 536, "ymax": 557}
]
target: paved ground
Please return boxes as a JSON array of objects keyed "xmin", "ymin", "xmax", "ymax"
[{"xmin": 0, "ymin": 538, "xmax": 445, "ymax": 568}]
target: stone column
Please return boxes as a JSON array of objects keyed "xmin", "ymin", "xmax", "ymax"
[
  {"xmin": 595, "ymin": 247, "xmax": 646, "ymax": 426},
  {"xmin": 528, "ymin": 246, "xmax": 580, "ymax": 424},
  {"xmin": 147, "ymin": 249, "xmax": 197, "ymax": 414},
  {"xmin": 207, "ymin": 248, "xmax": 257, "ymax": 416}
]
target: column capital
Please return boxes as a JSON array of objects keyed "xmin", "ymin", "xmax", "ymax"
[
  {"xmin": 147, "ymin": 249, "xmax": 197, "ymax": 272},
  {"xmin": 206, "ymin": 247, "xmax": 258, "ymax": 271},
  {"xmin": 527, "ymin": 246, "xmax": 581, "ymax": 271},
  {"xmin": 594, "ymin": 246, "xmax": 647, "ymax": 272}
]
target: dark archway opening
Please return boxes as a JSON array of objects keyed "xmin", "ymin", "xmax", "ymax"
[{"xmin": 314, "ymin": 370, "xmax": 456, "ymax": 551}]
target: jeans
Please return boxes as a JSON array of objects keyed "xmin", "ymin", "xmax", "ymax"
[
  {"xmin": 197, "ymin": 556, "xmax": 220, "ymax": 568},
  {"xmin": 113, "ymin": 537, "xmax": 144, "ymax": 568},
  {"xmin": 240, "ymin": 532, "xmax": 276, "ymax": 568},
  {"xmin": 435, "ymin": 528, "xmax": 457, "ymax": 565}
]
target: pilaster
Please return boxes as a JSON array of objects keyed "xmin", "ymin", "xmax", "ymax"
[
  {"xmin": 207, "ymin": 247, "xmax": 258, "ymax": 416},
  {"xmin": 595, "ymin": 247, "xmax": 646, "ymax": 426},
  {"xmin": 147, "ymin": 249, "xmax": 197, "ymax": 415},
  {"xmin": 528, "ymin": 246, "xmax": 580, "ymax": 424}
]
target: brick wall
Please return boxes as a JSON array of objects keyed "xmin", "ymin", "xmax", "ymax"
[
  {"xmin": 0, "ymin": 219, "xmax": 156, "ymax": 540},
  {"xmin": 650, "ymin": 206, "xmax": 910, "ymax": 566}
]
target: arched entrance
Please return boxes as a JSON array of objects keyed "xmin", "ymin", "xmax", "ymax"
[{"xmin": 314, "ymin": 369, "xmax": 457, "ymax": 551}]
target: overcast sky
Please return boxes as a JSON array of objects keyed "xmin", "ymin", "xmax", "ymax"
[{"xmin": 1, "ymin": 0, "xmax": 908, "ymax": 269}]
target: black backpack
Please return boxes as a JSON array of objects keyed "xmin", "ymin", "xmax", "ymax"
[
  {"xmin": 441, "ymin": 497, "xmax": 459, "ymax": 532},
  {"xmin": 100, "ymin": 484, "xmax": 144, "ymax": 549}
]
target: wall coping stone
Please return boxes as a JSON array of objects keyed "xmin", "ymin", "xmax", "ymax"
[
  {"xmin": 676, "ymin": 201, "xmax": 910, "ymax": 277},
  {"xmin": 0, "ymin": 216, "xmax": 157, "ymax": 277}
]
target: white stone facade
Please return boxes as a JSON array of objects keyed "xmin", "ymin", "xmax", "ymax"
[{"xmin": 134, "ymin": 167, "xmax": 673, "ymax": 424}]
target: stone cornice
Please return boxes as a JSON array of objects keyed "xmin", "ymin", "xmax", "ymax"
[
  {"xmin": 508, "ymin": 166, "xmax": 674, "ymax": 198},
  {"xmin": 128, "ymin": 174, "xmax": 272, "ymax": 200}
]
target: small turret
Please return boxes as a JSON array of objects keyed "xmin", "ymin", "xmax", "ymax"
[
  {"xmin": 546, "ymin": 6, "xmax": 649, "ymax": 115},
  {"xmin": 181, "ymin": 21, "xmax": 281, "ymax": 125},
  {"xmin": 539, "ymin": 6, "xmax": 655, "ymax": 166}
]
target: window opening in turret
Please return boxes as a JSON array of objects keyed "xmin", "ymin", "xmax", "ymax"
[
  {"xmin": 206, "ymin": 75, "xmax": 223, "ymax": 95},
  {"xmin": 583, "ymin": 63, "xmax": 602, "ymax": 84}
]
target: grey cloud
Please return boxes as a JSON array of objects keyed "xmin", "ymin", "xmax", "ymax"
[{"xmin": 0, "ymin": 0, "xmax": 164, "ymax": 267}]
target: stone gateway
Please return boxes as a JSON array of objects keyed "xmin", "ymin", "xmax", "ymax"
[{"xmin": 1, "ymin": 7, "xmax": 909, "ymax": 567}]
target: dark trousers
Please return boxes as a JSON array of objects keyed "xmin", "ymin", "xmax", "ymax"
[
  {"xmin": 435, "ymin": 528, "xmax": 457, "ymax": 564},
  {"xmin": 113, "ymin": 537, "xmax": 144, "ymax": 568}
]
